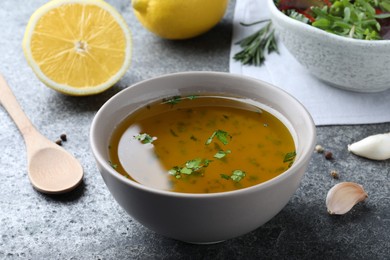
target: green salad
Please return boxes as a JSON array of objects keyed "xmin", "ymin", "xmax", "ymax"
[{"xmin": 234, "ymin": 0, "xmax": 390, "ymax": 66}]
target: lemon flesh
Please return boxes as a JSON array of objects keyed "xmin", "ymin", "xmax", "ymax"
[
  {"xmin": 23, "ymin": 0, "xmax": 132, "ymax": 96},
  {"xmin": 132, "ymin": 0, "xmax": 228, "ymax": 40}
]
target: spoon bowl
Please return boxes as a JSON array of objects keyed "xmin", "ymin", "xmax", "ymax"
[
  {"xmin": 27, "ymin": 142, "xmax": 83, "ymax": 194},
  {"xmin": 0, "ymin": 74, "xmax": 83, "ymax": 194}
]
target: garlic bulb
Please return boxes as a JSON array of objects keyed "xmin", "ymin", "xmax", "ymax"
[
  {"xmin": 326, "ymin": 182, "xmax": 368, "ymax": 215},
  {"xmin": 348, "ymin": 133, "xmax": 390, "ymax": 160}
]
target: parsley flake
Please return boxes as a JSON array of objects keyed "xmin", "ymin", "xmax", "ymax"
[
  {"xmin": 206, "ymin": 130, "xmax": 231, "ymax": 145},
  {"xmin": 231, "ymin": 170, "xmax": 246, "ymax": 182},
  {"xmin": 162, "ymin": 95, "xmax": 199, "ymax": 106},
  {"xmin": 108, "ymin": 160, "xmax": 118, "ymax": 169},
  {"xmin": 214, "ymin": 150, "xmax": 232, "ymax": 159},
  {"xmin": 220, "ymin": 174, "xmax": 230, "ymax": 180},
  {"xmin": 220, "ymin": 169, "xmax": 246, "ymax": 182},
  {"xmin": 283, "ymin": 151, "xmax": 296, "ymax": 168},
  {"xmin": 168, "ymin": 158, "xmax": 212, "ymax": 179},
  {"xmin": 180, "ymin": 167, "xmax": 193, "ymax": 175},
  {"xmin": 162, "ymin": 96, "xmax": 181, "ymax": 105},
  {"xmin": 134, "ymin": 133, "xmax": 155, "ymax": 144}
]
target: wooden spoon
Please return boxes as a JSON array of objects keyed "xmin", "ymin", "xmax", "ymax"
[{"xmin": 0, "ymin": 74, "xmax": 83, "ymax": 194}]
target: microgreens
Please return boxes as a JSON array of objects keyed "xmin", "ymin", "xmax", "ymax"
[{"xmin": 310, "ymin": 2, "xmax": 381, "ymax": 40}]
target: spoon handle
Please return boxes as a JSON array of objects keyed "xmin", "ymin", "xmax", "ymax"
[{"xmin": 0, "ymin": 74, "xmax": 37, "ymax": 137}]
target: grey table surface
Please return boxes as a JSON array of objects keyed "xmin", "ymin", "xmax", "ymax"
[{"xmin": 1, "ymin": 0, "xmax": 389, "ymax": 259}]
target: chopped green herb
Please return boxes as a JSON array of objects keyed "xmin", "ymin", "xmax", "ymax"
[
  {"xmin": 248, "ymin": 158, "xmax": 260, "ymax": 167},
  {"xmin": 248, "ymin": 175, "xmax": 259, "ymax": 182},
  {"xmin": 231, "ymin": 170, "xmax": 246, "ymax": 182},
  {"xmin": 283, "ymin": 151, "xmax": 296, "ymax": 163},
  {"xmin": 162, "ymin": 95, "xmax": 199, "ymax": 105},
  {"xmin": 168, "ymin": 166, "xmax": 180, "ymax": 175},
  {"xmin": 283, "ymin": 151, "xmax": 296, "ymax": 167},
  {"xmin": 214, "ymin": 149, "xmax": 232, "ymax": 159},
  {"xmin": 216, "ymin": 130, "xmax": 231, "ymax": 145},
  {"xmin": 180, "ymin": 167, "xmax": 193, "ymax": 175},
  {"xmin": 134, "ymin": 133, "xmax": 155, "ymax": 144},
  {"xmin": 170, "ymin": 129, "xmax": 178, "ymax": 137},
  {"xmin": 205, "ymin": 132, "xmax": 216, "ymax": 145},
  {"xmin": 168, "ymin": 158, "xmax": 212, "ymax": 178},
  {"xmin": 220, "ymin": 169, "xmax": 246, "ymax": 182},
  {"xmin": 220, "ymin": 174, "xmax": 230, "ymax": 180},
  {"xmin": 162, "ymin": 96, "xmax": 182, "ymax": 105},
  {"xmin": 186, "ymin": 158, "xmax": 203, "ymax": 170},
  {"xmin": 206, "ymin": 130, "xmax": 231, "ymax": 145},
  {"xmin": 190, "ymin": 135, "xmax": 198, "ymax": 141},
  {"xmin": 204, "ymin": 159, "xmax": 212, "ymax": 166},
  {"xmin": 108, "ymin": 160, "xmax": 118, "ymax": 169}
]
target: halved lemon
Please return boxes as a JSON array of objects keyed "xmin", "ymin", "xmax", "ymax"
[{"xmin": 23, "ymin": 0, "xmax": 132, "ymax": 96}]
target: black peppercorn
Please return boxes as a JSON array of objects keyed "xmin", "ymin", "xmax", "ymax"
[
  {"xmin": 325, "ymin": 151, "xmax": 333, "ymax": 160},
  {"xmin": 60, "ymin": 133, "xmax": 67, "ymax": 141}
]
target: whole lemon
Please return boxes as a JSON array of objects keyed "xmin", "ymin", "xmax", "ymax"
[{"xmin": 132, "ymin": 0, "xmax": 228, "ymax": 40}]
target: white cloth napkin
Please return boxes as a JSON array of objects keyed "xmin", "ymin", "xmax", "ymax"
[{"xmin": 229, "ymin": 0, "xmax": 390, "ymax": 126}]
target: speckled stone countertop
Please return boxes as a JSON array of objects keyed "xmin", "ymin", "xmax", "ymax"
[{"xmin": 1, "ymin": 0, "xmax": 389, "ymax": 259}]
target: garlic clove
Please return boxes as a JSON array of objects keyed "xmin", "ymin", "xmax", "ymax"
[
  {"xmin": 348, "ymin": 133, "xmax": 390, "ymax": 160},
  {"xmin": 326, "ymin": 182, "xmax": 368, "ymax": 215}
]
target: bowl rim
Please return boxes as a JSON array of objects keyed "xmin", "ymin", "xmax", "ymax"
[
  {"xmin": 267, "ymin": 0, "xmax": 390, "ymax": 46},
  {"xmin": 90, "ymin": 71, "xmax": 316, "ymax": 198}
]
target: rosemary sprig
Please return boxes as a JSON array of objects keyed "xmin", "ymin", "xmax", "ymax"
[{"xmin": 233, "ymin": 20, "xmax": 278, "ymax": 66}]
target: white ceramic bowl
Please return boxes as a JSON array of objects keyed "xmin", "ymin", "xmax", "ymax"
[
  {"xmin": 90, "ymin": 72, "xmax": 316, "ymax": 243},
  {"xmin": 268, "ymin": 0, "xmax": 390, "ymax": 92}
]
